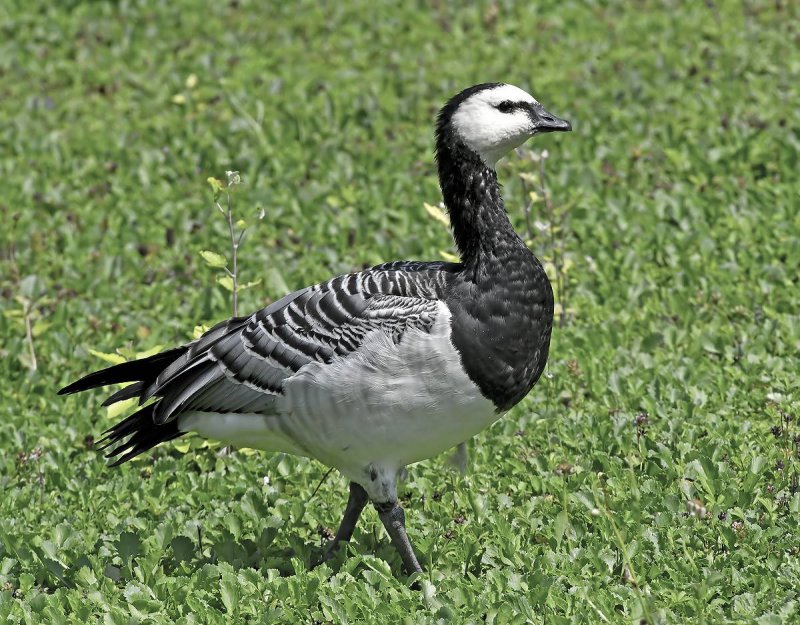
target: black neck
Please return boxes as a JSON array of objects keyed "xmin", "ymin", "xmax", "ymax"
[{"xmin": 435, "ymin": 132, "xmax": 520, "ymax": 269}]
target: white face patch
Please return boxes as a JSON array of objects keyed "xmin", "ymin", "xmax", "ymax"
[{"xmin": 451, "ymin": 84, "xmax": 540, "ymax": 167}]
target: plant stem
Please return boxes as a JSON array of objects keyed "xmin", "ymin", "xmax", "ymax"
[
  {"xmin": 308, "ymin": 467, "xmax": 335, "ymax": 502},
  {"xmin": 225, "ymin": 191, "xmax": 239, "ymax": 318}
]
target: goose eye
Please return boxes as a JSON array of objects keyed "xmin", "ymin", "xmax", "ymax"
[{"xmin": 495, "ymin": 101, "xmax": 516, "ymax": 114}]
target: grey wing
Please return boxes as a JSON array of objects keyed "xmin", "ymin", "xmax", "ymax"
[{"xmin": 147, "ymin": 270, "xmax": 443, "ymax": 425}]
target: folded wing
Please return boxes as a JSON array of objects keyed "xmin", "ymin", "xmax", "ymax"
[{"xmin": 59, "ymin": 262, "xmax": 454, "ymax": 464}]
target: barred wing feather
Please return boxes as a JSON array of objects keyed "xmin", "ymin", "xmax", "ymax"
[{"xmin": 152, "ymin": 286, "xmax": 442, "ymax": 425}]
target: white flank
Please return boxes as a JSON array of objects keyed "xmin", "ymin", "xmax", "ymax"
[
  {"xmin": 451, "ymin": 84, "xmax": 538, "ymax": 166},
  {"xmin": 178, "ymin": 411, "xmax": 309, "ymax": 457}
]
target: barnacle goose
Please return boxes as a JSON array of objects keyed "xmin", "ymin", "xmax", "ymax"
[{"xmin": 59, "ymin": 83, "xmax": 571, "ymax": 574}]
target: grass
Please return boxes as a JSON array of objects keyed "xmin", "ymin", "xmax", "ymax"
[{"xmin": 1, "ymin": 0, "xmax": 799, "ymax": 622}]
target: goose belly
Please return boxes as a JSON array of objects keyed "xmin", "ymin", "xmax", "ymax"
[{"xmin": 277, "ymin": 302, "xmax": 497, "ymax": 472}]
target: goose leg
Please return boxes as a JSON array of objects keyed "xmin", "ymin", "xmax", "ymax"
[
  {"xmin": 319, "ymin": 481, "xmax": 369, "ymax": 563},
  {"xmin": 375, "ymin": 500, "xmax": 423, "ymax": 574}
]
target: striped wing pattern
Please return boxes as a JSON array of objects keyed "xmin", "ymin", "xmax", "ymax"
[{"xmin": 146, "ymin": 262, "xmax": 451, "ymax": 425}]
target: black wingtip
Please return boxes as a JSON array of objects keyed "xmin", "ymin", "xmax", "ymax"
[
  {"xmin": 97, "ymin": 403, "xmax": 185, "ymax": 467},
  {"xmin": 58, "ymin": 383, "xmax": 87, "ymax": 395},
  {"xmin": 100, "ymin": 381, "xmax": 145, "ymax": 407},
  {"xmin": 57, "ymin": 381, "xmax": 81, "ymax": 395},
  {"xmin": 57, "ymin": 347, "xmax": 186, "ymax": 397},
  {"xmin": 58, "ymin": 365, "xmax": 129, "ymax": 396}
]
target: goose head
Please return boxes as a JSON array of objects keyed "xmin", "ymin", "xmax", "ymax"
[{"xmin": 438, "ymin": 83, "xmax": 571, "ymax": 167}]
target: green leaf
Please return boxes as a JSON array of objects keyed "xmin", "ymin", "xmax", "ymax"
[
  {"xmin": 74, "ymin": 566, "xmax": 98, "ymax": 588},
  {"xmin": 220, "ymin": 570, "xmax": 240, "ymax": 614},
  {"xmin": 554, "ymin": 510, "xmax": 569, "ymax": 545},
  {"xmin": 2, "ymin": 308, "xmax": 24, "ymax": 320},
  {"xmin": 104, "ymin": 609, "xmax": 130, "ymax": 625},
  {"xmin": 106, "ymin": 397, "xmax": 137, "ymax": 420},
  {"xmin": 743, "ymin": 455, "xmax": 766, "ymax": 491},
  {"xmin": 135, "ymin": 344, "xmax": 164, "ymax": 359},
  {"xmin": 173, "ymin": 440, "xmax": 192, "ymax": 453},
  {"xmin": 19, "ymin": 275, "xmax": 43, "ymax": 299},
  {"xmin": 32, "ymin": 319, "xmax": 51, "ymax": 337},
  {"xmin": 748, "ymin": 456, "xmax": 766, "ymax": 475},
  {"xmin": 19, "ymin": 572, "xmax": 35, "ymax": 592},
  {"xmin": 423, "ymin": 202, "xmax": 449, "ymax": 227},
  {"xmin": 116, "ymin": 531, "xmax": 140, "ymax": 563},
  {"xmin": 170, "ymin": 536, "xmax": 195, "ymax": 562},
  {"xmin": 88, "ymin": 349, "xmax": 127, "ymax": 366},
  {"xmin": 200, "ymin": 250, "xmax": 227, "ymax": 268},
  {"xmin": 217, "ymin": 275, "xmax": 234, "ymax": 291},
  {"xmin": 238, "ymin": 279, "xmax": 262, "ymax": 291},
  {"xmin": 207, "ymin": 177, "xmax": 224, "ymax": 199}
]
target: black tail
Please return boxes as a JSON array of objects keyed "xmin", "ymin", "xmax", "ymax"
[
  {"xmin": 59, "ymin": 347, "xmax": 191, "ymax": 465},
  {"xmin": 97, "ymin": 403, "xmax": 184, "ymax": 466},
  {"xmin": 59, "ymin": 316, "xmax": 251, "ymax": 465}
]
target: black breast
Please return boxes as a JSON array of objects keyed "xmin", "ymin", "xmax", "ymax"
[
  {"xmin": 434, "ymin": 99, "xmax": 556, "ymax": 413},
  {"xmin": 445, "ymin": 241, "xmax": 554, "ymax": 412}
]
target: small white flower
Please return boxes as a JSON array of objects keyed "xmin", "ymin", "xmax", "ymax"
[{"xmin": 262, "ymin": 475, "xmax": 270, "ymax": 486}]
